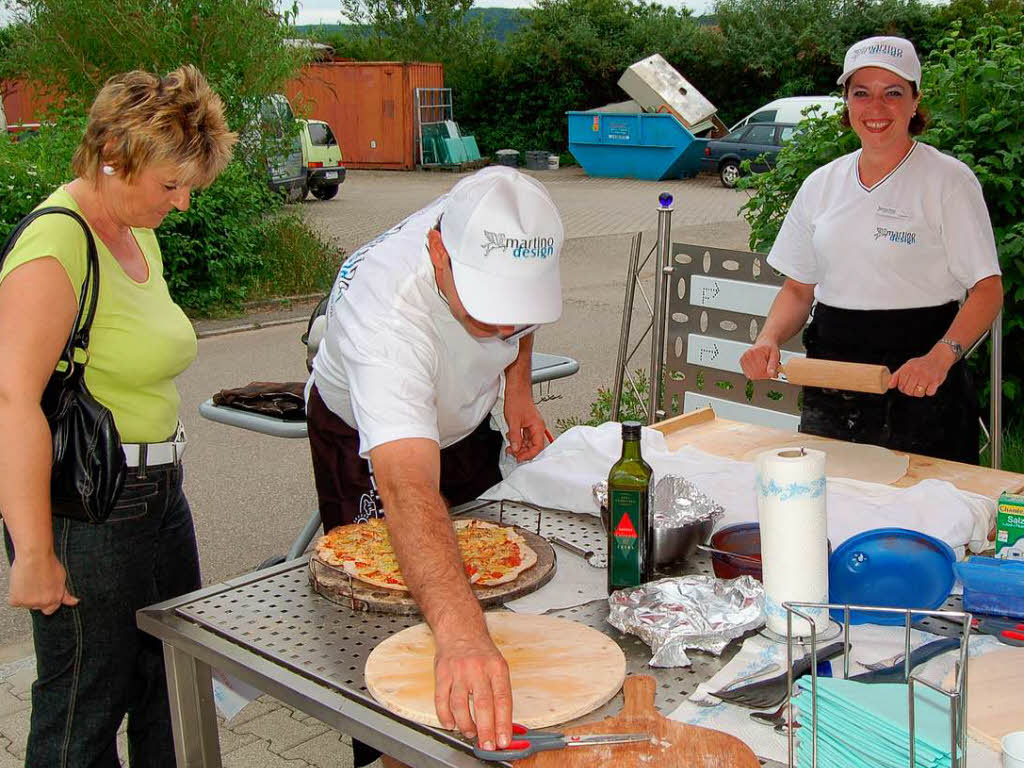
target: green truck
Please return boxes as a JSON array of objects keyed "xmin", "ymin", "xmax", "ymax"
[{"xmin": 298, "ymin": 119, "xmax": 345, "ymax": 201}]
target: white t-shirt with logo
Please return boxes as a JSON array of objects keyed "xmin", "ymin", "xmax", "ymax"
[
  {"xmin": 312, "ymin": 196, "xmax": 520, "ymax": 458},
  {"xmin": 767, "ymin": 142, "xmax": 1000, "ymax": 309}
]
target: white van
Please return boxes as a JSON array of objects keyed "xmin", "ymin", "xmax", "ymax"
[{"xmin": 730, "ymin": 96, "xmax": 843, "ymax": 131}]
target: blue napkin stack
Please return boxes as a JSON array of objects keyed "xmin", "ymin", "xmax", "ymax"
[{"xmin": 792, "ymin": 677, "xmax": 960, "ymax": 768}]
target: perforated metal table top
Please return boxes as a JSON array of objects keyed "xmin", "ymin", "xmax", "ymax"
[{"xmin": 140, "ymin": 499, "xmax": 775, "ymax": 767}]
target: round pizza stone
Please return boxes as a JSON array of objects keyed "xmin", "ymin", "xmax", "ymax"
[
  {"xmin": 364, "ymin": 612, "xmax": 626, "ymax": 728},
  {"xmin": 743, "ymin": 437, "xmax": 909, "ymax": 484}
]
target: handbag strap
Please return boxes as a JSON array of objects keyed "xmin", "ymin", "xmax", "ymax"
[{"xmin": 0, "ymin": 206, "xmax": 100, "ymax": 371}]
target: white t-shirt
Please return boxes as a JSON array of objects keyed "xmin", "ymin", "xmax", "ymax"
[
  {"xmin": 767, "ymin": 142, "xmax": 1001, "ymax": 310},
  {"xmin": 312, "ymin": 197, "xmax": 520, "ymax": 458}
]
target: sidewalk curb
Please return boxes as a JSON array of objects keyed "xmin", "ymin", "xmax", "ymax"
[{"xmin": 196, "ymin": 316, "xmax": 309, "ymax": 340}]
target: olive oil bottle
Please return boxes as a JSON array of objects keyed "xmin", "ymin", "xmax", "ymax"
[{"xmin": 607, "ymin": 421, "xmax": 653, "ymax": 593}]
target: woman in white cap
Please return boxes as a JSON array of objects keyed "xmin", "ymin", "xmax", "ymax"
[{"xmin": 740, "ymin": 36, "xmax": 1003, "ymax": 463}]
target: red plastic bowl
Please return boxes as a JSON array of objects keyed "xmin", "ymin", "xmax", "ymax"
[{"xmin": 709, "ymin": 523, "xmax": 763, "ymax": 581}]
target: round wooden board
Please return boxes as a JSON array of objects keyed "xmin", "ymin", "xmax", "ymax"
[
  {"xmin": 308, "ymin": 524, "xmax": 556, "ymax": 614},
  {"xmin": 742, "ymin": 437, "xmax": 909, "ymax": 484},
  {"xmin": 365, "ymin": 612, "xmax": 627, "ymax": 729}
]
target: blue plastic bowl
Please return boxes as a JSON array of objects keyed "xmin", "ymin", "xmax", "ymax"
[{"xmin": 828, "ymin": 528, "xmax": 956, "ymax": 625}]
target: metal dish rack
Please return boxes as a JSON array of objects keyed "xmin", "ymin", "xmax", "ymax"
[{"xmin": 782, "ymin": 601, "xmax": 971, "ymax": 768}]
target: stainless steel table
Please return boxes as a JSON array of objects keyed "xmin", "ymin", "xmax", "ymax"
[{"xmin": 137, "ymin": 499, "xmax": 747, "ymax": 767}]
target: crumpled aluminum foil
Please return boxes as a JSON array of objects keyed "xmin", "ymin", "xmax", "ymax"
[
  {"xmin": 592, "ymin": 475, "xmax": 725, "ymax": 528},
  {"xmin": 608, "ymin": 575, "xmax": 765, "ymax": 667},
  {"xmin": 652, "ymin": 475, "xmax": 725, "ymax": 528}
]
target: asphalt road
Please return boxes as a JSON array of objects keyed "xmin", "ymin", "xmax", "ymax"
[{"xmin": 0, "ymin": 167, "xmax": 751, "ymax": 656}]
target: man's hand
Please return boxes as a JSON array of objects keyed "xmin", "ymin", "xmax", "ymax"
[
  {"xmin": 504, "ymin": 394, "xmax": 546, "ymax": 462},
  {"xmin": 8, "ymin": 551, "xmax": 78, "ymax": 615},
  {"xmin": 434, "ymin": 630, "xmax": 513, "ymax": 750},
  {"xmin": 889, "ymin": 344, "xmax": 955, "ymax": 397},
  {"xmin": 740, "ymin": 340, "xmax": 781, "ymax": 380}
]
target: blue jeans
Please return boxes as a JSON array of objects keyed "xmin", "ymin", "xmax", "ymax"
[{"xmin": 3, "ymin": 463, "xmax": 201, "ymax": 767}]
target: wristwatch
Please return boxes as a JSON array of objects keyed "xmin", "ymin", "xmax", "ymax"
[{"xmin": 938, "ymin": 338, "xmax": 964, "ymax": 361}]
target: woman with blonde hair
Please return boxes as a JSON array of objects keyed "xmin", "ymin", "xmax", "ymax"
[{"xmin": 0, "ymin": 65, "xmax": 235, "ymax": 766}]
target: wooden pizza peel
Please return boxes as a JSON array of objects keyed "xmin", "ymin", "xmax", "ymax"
[
  {"xmin": 364, "ymin": 612, "xmax": 626, "ymax": 729},
  {"xmin": 309, "ymin": 524, "xmax": 556, "ymax": 614},
  {"xmin": 517, "ymin": 675, "xmax": 760, "ymax": 768}
]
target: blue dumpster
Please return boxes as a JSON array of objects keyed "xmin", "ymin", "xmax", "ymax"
[{"xmin": 566, "ymin": 111, "xmax": 708, "ymax": 181}]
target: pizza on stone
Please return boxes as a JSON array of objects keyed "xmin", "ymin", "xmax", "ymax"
[{"xmin": 314, "ymin": 517, "xmax": 538, "ymax": 592}]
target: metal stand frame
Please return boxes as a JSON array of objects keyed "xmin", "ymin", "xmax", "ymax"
[
  {"xmin": 414, "ymin": 87, "xmax": 454, "ymax": 168},
  {"xmin": 611, "ymin": 194, "xmax": 674, "ymax": 425},
  {"xmin": 783, "ymin": 600, "xmax": 971, "ymax": 768},
  {"xmin": 991, "ymin": 311, "xmax": 1003, "ymax": 469}
]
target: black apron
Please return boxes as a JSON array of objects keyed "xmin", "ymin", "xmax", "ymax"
[{"xmin": 799, "ymin": 301, "xmax": 978, "ymax": 464}]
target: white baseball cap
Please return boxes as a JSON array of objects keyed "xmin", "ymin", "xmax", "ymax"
[
  {"xmin": 837, "ymin": 36, "xmax": 922, "ymax": 90},
  {"xmin": 440, "ymin": 166, "xmax": 564, "ymax": 325}
]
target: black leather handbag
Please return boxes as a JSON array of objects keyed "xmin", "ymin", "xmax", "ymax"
[{"xmin": 0, "ymin": 207, "xmax": 126, "ymax": 523}]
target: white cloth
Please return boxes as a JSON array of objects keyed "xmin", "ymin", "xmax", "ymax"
[
  {"xmin": 482, "ymin": 423, "xmax": 996, "ymax": 555},
  {"xmin": 768, "ymin": 142, "xmax": 1000, "ymax": 309},
  {"xmin": 312, "ymin": 197, "xmax": 520, "ymax": 457}
]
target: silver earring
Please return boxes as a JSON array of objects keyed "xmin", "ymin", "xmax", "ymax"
[{"xmin": 101, "ymin": 165, "xmax": 116, "ymax": 176}]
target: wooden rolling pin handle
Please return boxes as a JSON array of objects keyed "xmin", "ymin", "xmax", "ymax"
[
  {"xmin": 621, "ymin": 675, "xmax": 657, "ymax": 717},
  {"xmin": 779, "ymin": 358, "xmax": 891, "ymax": 395}
]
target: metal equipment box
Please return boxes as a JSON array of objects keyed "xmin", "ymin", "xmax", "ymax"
[{"xmin": 617, "ymin": 54, "xmax": 717, "ymax": 131}]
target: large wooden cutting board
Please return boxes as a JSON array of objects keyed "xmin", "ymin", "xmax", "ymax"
[
  {"xmin": 942, "ymin": 647, "xmax": 1024, "ymax": 750},
  {"xmin": 518, "ymin": 675, "xmax": 760, "ymax": 768},
  {"xmin": 364, "ymin": 612, "xmax": 626, "ymax": 728},
  {"xmin": 309, "ymin": 525, "xmax": 556, "ymax": 614}
]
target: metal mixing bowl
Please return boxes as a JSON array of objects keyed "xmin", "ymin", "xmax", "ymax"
[{"xmin": 653, "ymin": 518, "xmax": 715, "ymax": 567}]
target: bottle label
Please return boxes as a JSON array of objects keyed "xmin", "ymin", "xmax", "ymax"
[{"xmin": 609, "ymin": 489, "xmax": 645, "ymax": 589}]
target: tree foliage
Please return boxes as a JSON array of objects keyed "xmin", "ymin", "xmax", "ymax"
[
  {"xmin": 1, "ymin": 0, "xmax": 307, "ymax": 128},
  {"xmin": 309, "ymin": 0, "xmax": 1022, "ymax": 156},
  {"xmin": 741, "ymin": 13, "xmax": 1024, "ymax": 412},
  {"xmin": 0, "ymin": 0, "xmax": 337, "ymax": 314}
]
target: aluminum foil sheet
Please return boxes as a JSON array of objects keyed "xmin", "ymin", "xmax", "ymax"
[
  {"xmin": 652, "ymin": 475, "xmax": 725, "ymax": 528},
  {"xmin": 608, "ymin": 575, "xmax": 765, "ymax": 667},
  {"xmin": 592, "ymin": 476, "xmax": 725, "ymax": 528}
]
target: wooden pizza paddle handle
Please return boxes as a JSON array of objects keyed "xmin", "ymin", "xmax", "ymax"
[
  {"xmin": 779, "ymin": 358, "xmax": 891, "ymax": 394},
  {"xmin": 621, "ymin": 675, "xmax": 657, "ymax": 717}
]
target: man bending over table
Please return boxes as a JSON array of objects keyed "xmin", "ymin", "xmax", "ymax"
[{"xmin": 307, "ymin": 166, "xmax": 565, "ymax": 767}]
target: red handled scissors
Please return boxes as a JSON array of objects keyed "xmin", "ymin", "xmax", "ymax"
[{"xmin": 472, "ymin": 723, "xmax": 650, "ymax": 761}]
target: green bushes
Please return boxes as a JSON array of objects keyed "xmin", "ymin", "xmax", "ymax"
[
  {"xmin": 0, "ymin": 118, "xmax": 338, "ymax": 315},
  {"xmin": 740, "ymin": 14, "xmax": 1024, "ymax": 420},
  {"xmin": 0, "ymin": 115, "xmax": 86, "ymax": 236}
]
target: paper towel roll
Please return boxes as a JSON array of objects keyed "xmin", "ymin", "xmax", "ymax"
[{"xmin": 756, "ymin": 447, "xmax": 829, "ymax": 637}]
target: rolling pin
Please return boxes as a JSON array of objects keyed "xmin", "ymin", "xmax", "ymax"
[{"xmin": 776, "ymin": 358, "xmax": 891, "ymax": 394}]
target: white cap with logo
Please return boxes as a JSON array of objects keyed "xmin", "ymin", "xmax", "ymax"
[
  {"xmin": 837, "ymin": 36, "xmax": 922, "ymax": 90},
  {"xmin": 440, "ymin": 166, "xmax": 564, "ymax": 325}
]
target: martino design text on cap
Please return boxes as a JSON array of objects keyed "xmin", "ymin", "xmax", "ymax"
[
  {"xmin": 440, "ymin": 166, "xmax": 564, "ymax": 326},
  {"xmin": 837, "ymin": 36, "xmax": 922, "ymax": 90}
]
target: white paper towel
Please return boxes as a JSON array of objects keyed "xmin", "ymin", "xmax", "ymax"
[{"xmin": 757, "ymin": 447, "xmax": 829, "ymax": 636}]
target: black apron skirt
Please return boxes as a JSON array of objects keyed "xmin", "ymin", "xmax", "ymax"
[{"xmin": 799, "ymin": 301, "xmax": 978, "ymax": 465}]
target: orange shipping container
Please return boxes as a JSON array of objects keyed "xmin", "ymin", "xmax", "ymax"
[
  {"xmin": 1, "ymin": 79, "xmax": 59, "ymax": 126},
  {"xmin": 286, "ymin": 62, "xmax": 444, "ymax": 171}
]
